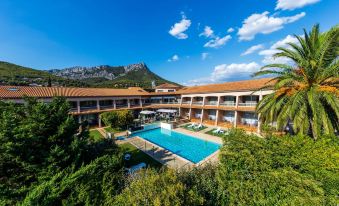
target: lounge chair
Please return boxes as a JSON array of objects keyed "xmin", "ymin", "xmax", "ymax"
[
  {"xmin": 212, "ymin": 127, "xmax": 221, "ymax": 134},
  {"xmin": 187, "ymin": 123, "xmax": 196, "ymax": 128},
  {"xmin": 194, "ymin": 123, "xmax": 203, "ymax": 130}
]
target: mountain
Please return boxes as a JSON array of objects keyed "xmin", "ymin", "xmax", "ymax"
[
  {"xmin": 49, "ymin": 62, "xmax": 178, "ymax": 88},
  {"xmin": 0, "ymin": 61, "xmax": 178, "ymax": 89}
]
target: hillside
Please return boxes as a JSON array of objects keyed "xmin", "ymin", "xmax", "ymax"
[
  {"xmin": 0, "ymin": 61, "xmax": 178, "ymax": 88},
  {"xmin": 0, "ymin": 61, "xmax": 87, "ymax": 87}
]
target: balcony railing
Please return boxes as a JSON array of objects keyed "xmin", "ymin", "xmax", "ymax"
[
  {"xmin": 238, "ymin": 102, "xmax": 258, "ymax": 107},
  {"xmin": 80, "ymin": 106, "xmax": 97, "ymax": 111},
  {"xmin": 70, "ymin": 108, "xmax": 78, "ymax": 112},
  {"xmin": 192, "ymin": 101, "xmax": 203, "ymax": 105},
  {"xmin": 182, "ymin": 101, "xmax": 191, "ymax": 104},
  {"xmin": 116, "ymin": 104, "xmax": 128, "ymax": 108},
  {"xmin": 100, "ymin": 105, "xmax": 115, "ymax": 110},
  {"xmin": 162, "ymin": 101, "xmax": 180, "ymax": 104},
  {"xmin": 205, "ymin": 101, "xmax": 218, "ymax": 105},
  {"xmin": 220, "ymin": 102, "xmax": 236, "ymax": 106}
]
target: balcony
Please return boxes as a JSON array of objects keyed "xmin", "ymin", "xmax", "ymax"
[
  {"xmin": 192, "ymin": 101, "xmax": 203, "ymax": 105},
  {"xmin": 238, "ymin": 102, "xmax": 257, "ymax": 107},
  {"xmin": 116, "ymin": 104, "xmax": 128, "ymax": 108},
  {"xmin": 220, "ymin": 102, "xmax": 236, "ymax": 106},
  {"xmin": 100, "ymin": 105, "xmax": 115, "ymax": 110},
  {"xmin": 205, "ymin": 101, "xmax": 218, "ymax": 105},
  {"xmin": 80, "ymin": 106, "xmax": 97, "ymax": 111},
  {"xmin": 161, "ymin": 101, "xmax": 180, "ymax": 104},
  {"xmin": 70, "ymin": 108, "xmax": 78, "ymax": 112}
]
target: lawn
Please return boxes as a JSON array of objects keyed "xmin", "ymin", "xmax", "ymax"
[
  {"xmin": 180, "ymin": 123, "xmax": 207, "ymax": 132},
  {"xmin": 89, "ymin": 129, "xmax": 104, "ymax": 142},
  {"xmin": 119, "ymin": 143, "xmax": 162, "ymax": 169},
  {"xmin": 104, "ymin": 127, "xmax": 125, "ymax": 134}
]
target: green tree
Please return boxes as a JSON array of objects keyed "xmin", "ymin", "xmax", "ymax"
[
  {"xmin": 114, "ymin": 169, "xmax": 204, "ymax": 206},
  {"xmin": 0, "ymin": 97, "xmax": 118, "ymax": 204},
  {"xmin": 216, "ymin": 129, "xmax": 339, "ymax": 205},
  {"xmin": 254, "ymin": 24, "xmax": 339, "ymax": 139},
  {"xmin": 100, "ymin": 110, "xmax": 134, "ymax": 130},
  {"xmin": 21, "ymin": 155, "xmax": 124, "ymax": 206}
]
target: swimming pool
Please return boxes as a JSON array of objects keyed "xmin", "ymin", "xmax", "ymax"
[{"xmin": 131, "ymin": 128, "xmax": 221, "ymax": 163}]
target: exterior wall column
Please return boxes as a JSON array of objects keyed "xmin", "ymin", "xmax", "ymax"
[
  {"xmin": 202, "ymin": 96, "xmax": 206, "ymax": 106},
  {"xmin": 113, "ymin": 99, "xmax": 116, "ymax": 109},
  {"xmin": 98, "ymin": 115, "xmax": 102, "ymax": 127},
  {"xmin": 234, "ymin": 111, "xmax": 238, "ymax": 128},
  {"xmin": 200, "ymin": 109, "xmax": 204, "ymax": 123},
  {"xmin": 257, "ymin": 94, "xmax": 263, "ymax": 133},
  {"xmin": 215, "ymin": 110, "xmax": 219, "ymax": 126},
  {"xmin": 96, "ymin": 100, "xmax": 100, "ymax": 110},
  {"xmin": 217, "ymin": 96, "xmax": 221, "ymax": 107},
  {"xmin": 188, "ymin": 108, "xmax": 192, "ymax": 120},
  {"xmin": 77, "ymin": 100, "xmax": 81, "ymax": 113},
  {"xmin": 235, "ymin": 95, "xmax": 239, "ymax": 108},
  {"xmin": 127, "ymin": 99, "xmax": 131, "ymax": 108},
  {"xmin": 139, "ymin": 97, "xmax": 143, "ymax": 107},
  {"xmin": 78, "ymin": 115, "xmax": 82, "ymax": 123}
]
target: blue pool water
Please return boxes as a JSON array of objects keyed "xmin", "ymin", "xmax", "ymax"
[{"xmin": 131, "ymin": 128, "xmax": 221, "ymax": 163}]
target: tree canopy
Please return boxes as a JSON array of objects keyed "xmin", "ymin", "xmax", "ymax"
[{"xmin": 255, "ymin": 24, "xmax": 339, "ymax": 139}]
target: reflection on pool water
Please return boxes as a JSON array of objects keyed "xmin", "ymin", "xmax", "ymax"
[{"xmin": 131, "ymin": 128, "xmax": 221, "ymax": 163}]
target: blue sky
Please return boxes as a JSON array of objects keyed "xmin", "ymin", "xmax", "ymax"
[{"xmin": 0, "ymin": 0, "xmax": 337, "ymax": 85}]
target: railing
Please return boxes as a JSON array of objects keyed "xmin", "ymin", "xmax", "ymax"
[
  {"xmin": 220, "ymin": 102, "xmax": 236, "ymax": 106},
  {"xmin": 181, "ymin": 101, "xmax": 191, "ymax": 104},
  {"xmin": 70, "ymin": 108, "xmax": 78, "ymax": 112},
  {"xmin": 80, "ymin": 106, "xmax": 97, "ymax": 111},
  {"xmin": 116, "ymin": 104, "xmax": 128, "ymax": 108},
  {"xmin": 161, "ymin": 101, "xmax": 180, "ymax": 104},
  {"xmin": 205, "ymin": 101, "xmax": 218, "ymax": 105},
  {"xmin": 238, "ymin": 102, "xmax": 257, "ymax": 107},
  {"xmin": 192, "ymin": 102, "xmax": 203, "ymax": 105},
  {"xmin": 100, "ymin": 105, "xmax": 115, "ymax": 109}
]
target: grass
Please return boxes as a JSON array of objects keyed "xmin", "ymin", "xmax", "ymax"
[
  {"xmin": 180, "ymin": 123, "xmax": 207, "ymax": 132},
  {"xmin": 104, "ymin": 127, "xmax": 125, "ymax": 134},
  {"xmin": 119, "ymin": 143, "xmax": 162, "ymax": 169},
  {"xmin": 89, "ymin": 130, "xmax": 104, "ymax": 142}
]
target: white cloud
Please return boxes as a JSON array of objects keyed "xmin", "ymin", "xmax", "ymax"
[
  {"xmin": 199, "ymin": 26, "xmax": 214, "ymax": 38},
  {"xmin": 169, "ymin": 13, "xmax": 191, "ymax": 39},
  {"xmin": 237, "ymin": 11, "xmax": 305, "ymax": 41},
  {"xmin": 276, "ymin": 0, "xmax": 320, "ymax": 10},
  {"xmin": 201, "ymin": 52, "xmax": 209, "ymax": 60},
  {"xmin": 168, "ymin": 54, "xmax": 179, "ymax": 62},
  {"xmin": 204, "ymin": 35, "xmax": 232, "ymax": 48},
  {"xmin": 227, "ymin": 27, "xmax": 235, "ymax": 33},
  {"xmin": 241, "ymin": 44, "xmax": 264, "ymax": 56},
  {"xmin": 185, "ymin": 62, "xmax": 260, "ymax": 85},
  {"xmin": 259, "ymin": 35, "xmax": 299, "ymax": 64}
]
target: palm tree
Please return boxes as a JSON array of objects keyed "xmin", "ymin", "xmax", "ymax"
[{"xmin": 254, "ymin": 24, "xmax": 338, "ymax": 139}]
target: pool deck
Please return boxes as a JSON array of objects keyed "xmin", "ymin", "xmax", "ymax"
[{"xmin": 173, "ymin": 127, "xmax": 223, "ymax": 145}]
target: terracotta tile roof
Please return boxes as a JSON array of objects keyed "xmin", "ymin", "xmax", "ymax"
[
  {"xmin": 178, "ymin": 78, "xmax": 274, "ymax": 94},
  {"xmin": 0, "ymin": 86, "xmax": 150, "ymax": 99},
  {"xmin": 155, "ymin": 83, "xmax": 180, "ymax": 89}
]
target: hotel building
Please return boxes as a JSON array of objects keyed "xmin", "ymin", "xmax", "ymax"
[{"xmin": 0, "ymin": 78, "xmax": 273, "ymax": 133}]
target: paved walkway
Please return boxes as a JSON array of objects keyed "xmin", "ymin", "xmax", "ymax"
[{"xmin": 174, "ymin": 127, "xmax": 223, "ymax": 144}]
